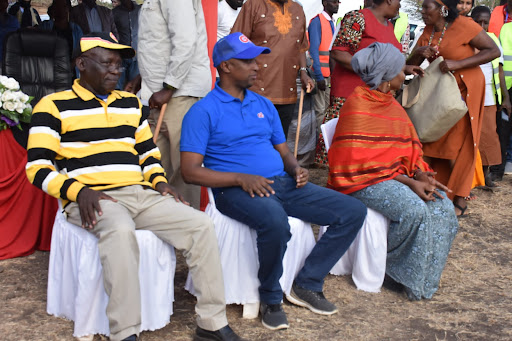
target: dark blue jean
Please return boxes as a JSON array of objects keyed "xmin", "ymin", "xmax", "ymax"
[{"xmin": 215, "ymin": 174, "xmax": 366, "ymax": 304}]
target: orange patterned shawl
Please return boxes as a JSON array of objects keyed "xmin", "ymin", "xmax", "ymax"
[{"xmin": 327, "ymin": 86, "xmax": 431, "ymax": 194}]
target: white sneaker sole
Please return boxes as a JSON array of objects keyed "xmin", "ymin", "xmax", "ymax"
[
  {"xmin": 286, "ymin": 293, "xmax": 339, "ymax": 316},
  {"xmin": 261, "ymin": 319, "xmax": 289, "ymax": 330}
]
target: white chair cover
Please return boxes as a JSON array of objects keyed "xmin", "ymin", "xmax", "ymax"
[
  {"xmin": 318, "ymin": 208, "xmax": 389, "ymax": 292},
  {"xmin": 320, "ymin": 117, "xmax": 339, "ymax": 152},
  {"xmin": 319, "ymin": 121, "xmax": 390, "ymax": 293},
  {"xmin": 47, "ymin": 209, "xmax": 176, "ymax": 338},
  {"xmin": 185, "ymin": 189, "xmax": 316, "ymax": 305}
]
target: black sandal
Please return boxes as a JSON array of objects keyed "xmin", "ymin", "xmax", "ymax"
[{"xmin": 453, "ymin": 202, "xmax": 468, "ymax": 218}]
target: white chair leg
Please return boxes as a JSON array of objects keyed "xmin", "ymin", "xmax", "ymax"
[{"xmin": 242, "ymin": 302, "xmax": 260, "ymax": 319}]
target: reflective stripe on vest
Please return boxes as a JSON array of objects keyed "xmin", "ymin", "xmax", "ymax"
[
  {"xmin": 488, "ymin": 32, "xmax": 503, "ymax": 104},
  {"xmin": 500, "ymin": 23, "xmax": 512, "ymax": 90},
  {"xmin": 394, "ymin": 12, "xmax": 408, "ymax": 42},
  {"xmin": 312, "ymin": 14, "xmax": 333, "ymax": 78}
]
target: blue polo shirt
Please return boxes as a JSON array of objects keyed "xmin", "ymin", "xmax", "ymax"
[{"xmin": 181, "ymin": 82, "xmax": 287, "ymax": 178}]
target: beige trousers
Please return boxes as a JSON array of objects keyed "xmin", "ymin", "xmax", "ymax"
[
  {"xmin": 313, "ymin": 76, "xmax": 331, "ymax": 134},
  {"xmin": 149, "ymin": 96, "xmax": 201, "ymax": 209},
  {"xmin": 65, "ymin": 185, "xmax": 227, "ymax": 341}
]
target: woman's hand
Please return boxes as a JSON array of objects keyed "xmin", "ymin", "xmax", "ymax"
[
  {"xmin": 409, "ymin": 179, "xmax": 439, "ymax": 202},
  {"xmin": 412, "ymin": 46, "xmax": 437, "ymax": 60},
  {"xmin": 439, "ymin": 59, "xmax": 461, "ymax": 73},
  {"xmin": 414, "ymin": 170, "xmax": 451, "ymax": 200},
  {"xmin": 404, "ymin": 65, "xmax": 425, "ymax": 77}
]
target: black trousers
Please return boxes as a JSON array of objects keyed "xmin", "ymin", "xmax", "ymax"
[
  {"xmin": 490, "ymin": 89, "xmax": 512, "ymax": 176},
  {"xmin": 274, "ymin": 103, "xmax": 296, "ymax": 139}
]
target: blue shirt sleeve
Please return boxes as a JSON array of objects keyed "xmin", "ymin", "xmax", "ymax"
[
  {"xmin": 180, "ymin": 102, "xmax": 210, "ymax": 155},
  {"xmin": 308, "ymin": 16, "xmax": 324, "ymax": 82}
]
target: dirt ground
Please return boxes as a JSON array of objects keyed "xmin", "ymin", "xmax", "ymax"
[{"xmin": 1, "ymin": 169, "xmax": 511, "ymax": 341}]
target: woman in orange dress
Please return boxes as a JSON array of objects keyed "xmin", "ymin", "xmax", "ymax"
[{"xmin": 407, "ymin": 0, "xmax": 500, "ymax": 216}]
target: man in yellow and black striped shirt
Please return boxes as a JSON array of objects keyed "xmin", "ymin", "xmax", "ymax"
[{"xmin": 25, "ymin": 33, "xmax": 243, "ymax": 341}]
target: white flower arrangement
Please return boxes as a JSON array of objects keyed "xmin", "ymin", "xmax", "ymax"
[{"xmin": 0, "ymin": 75, "xmax": 33, "ymax": 132}]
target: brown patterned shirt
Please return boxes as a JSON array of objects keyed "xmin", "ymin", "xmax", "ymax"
[{"xmin": 231, "ymin": 0, "xmax": 309, "ymax": 105}]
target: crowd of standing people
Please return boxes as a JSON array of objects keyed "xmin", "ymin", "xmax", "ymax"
[{"xmin": 0, "ymin": 0, "xmax": 511, "ymax": 340}]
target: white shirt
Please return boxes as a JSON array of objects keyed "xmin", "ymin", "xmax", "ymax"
[
  {"xmin": 480, "ymin": 44, "xmax": 504, "ymax": 107},
  {"xmin": 137, "ymin": 0, "xmax": 211, "ymax": 100},
  {"xmin": 217, "ymin": 0, "xmax": 241, "ymax": 41}
]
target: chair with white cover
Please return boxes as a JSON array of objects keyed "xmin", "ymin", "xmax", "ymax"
[
  {"xmin": 319, "ymin": 118, "xmax": 390, "ymax": 293},
  {"xmin": 47, "ymin": 205, "xmax": 176, "ymax": 340},
  {"xmin": 185, "ymin": 188, "xmax": 316, "ymax": 319}
]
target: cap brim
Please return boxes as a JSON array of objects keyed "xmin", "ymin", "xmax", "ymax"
[
  {"xmin": 233, "ymin": 45, "xmax": 271, "ymax": 60},
  {"xmin": 79, "ymin": 38, "xmax": 136, "ymax": 59}
]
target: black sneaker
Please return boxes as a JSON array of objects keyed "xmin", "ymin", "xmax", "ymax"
[
  {"xmin": 260, "ymin": 302, "xmax": 289, "ymax": 330},
  {"xmin": 121, "ymin": 335, "xmax": 137, "ymax": 341},
  {"xmin": 194, "ymin": 325, "xmax": 247, "ymax": 341},
  {"xmin": 286, "ymin": 283, "xmax": 338, "ymax": 315}
]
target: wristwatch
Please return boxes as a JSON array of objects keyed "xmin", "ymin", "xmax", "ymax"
[{"xmin": 299, "ymin": 67, "xmax": 308, "ymax": 73}]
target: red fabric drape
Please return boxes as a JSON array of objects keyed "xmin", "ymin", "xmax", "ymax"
[
  {"xmin": 200, "ymin": 0, "xmax": 218, "ymax": 212},
  {"xmin": 0, "ymin": 129, "xmax": 58, "ymax": 259}
]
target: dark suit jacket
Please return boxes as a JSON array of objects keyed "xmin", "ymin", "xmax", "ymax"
[{"xmin": 69, "ymin": 4, "xmax": 119, "ymax": 39}]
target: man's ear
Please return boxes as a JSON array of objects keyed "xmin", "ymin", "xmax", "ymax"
[
  {"xmin": 218, "ymin": 60, "xmax": 231, "ymax": 74},
  {"xmin": 75, "ymin": 56, "xmax": 86, "ymax": 73}
]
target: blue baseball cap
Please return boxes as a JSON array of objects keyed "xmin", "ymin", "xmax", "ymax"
[{"xmin": 213, "ymin": 32, "xmax": 271, "ymax": 68}]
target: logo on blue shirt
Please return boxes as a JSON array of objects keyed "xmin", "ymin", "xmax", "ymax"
[{"xmin": 257, "ymin": 112, "xmax": 264, "ymax": 118}]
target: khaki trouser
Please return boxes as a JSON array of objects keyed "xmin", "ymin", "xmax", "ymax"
[
  {"xmin": 313, "ymin": 76, "xmax": 331, "ymax": 134},
  {"xmin": 65, "ymin": 185, "xmax": 227, "ymax": 341},
  {"xmin": 149, "ymin": 96, "xmax": 201, "ymax": 209}
]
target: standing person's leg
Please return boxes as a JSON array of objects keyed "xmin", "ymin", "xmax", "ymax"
[
  {"xmin": 491, "ymin": 96, "xmax": 512, "ymax": 179},
  {"xmin": 274, "ymin": 103, "xmax": 296, "ymax": 139},
  {"xmin": 64, "ymin": 187, "xmax": 142, "ymax": 341},
  {"xmin": 276, "ymin": 176, "xmax": 365, "ymax": 293},
  {"xmin": 131, "ymin": 187, "xmax": 228, "ymax": 332},
  {"xmin": 313, "ymin": 76, "xmax": 331, "ymax": 134},
  {"xmin": 162, "ymin": 96, "xmax": 202, "ymax": 209}
]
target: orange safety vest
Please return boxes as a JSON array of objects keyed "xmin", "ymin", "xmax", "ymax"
[
  {"xmin": 310, "ymin": 13, "xmax": 333, "ymax": 78},
  {"xmin": 489, "ymin": 5, "xmax": 507, "ymax": 37}
]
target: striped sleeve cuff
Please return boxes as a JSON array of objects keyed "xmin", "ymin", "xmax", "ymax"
[
  {"xmin": 151, "ymin": 175, "xmax": 168, "ymax": 189},
  {"xmin": 66, "ymin": 181, "xmax": 87, "ymax": 202}
]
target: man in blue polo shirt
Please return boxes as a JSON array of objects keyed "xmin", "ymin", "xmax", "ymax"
[{"xmin": 180, "ymin": 32, "xmax": 366, "ymax": 331}]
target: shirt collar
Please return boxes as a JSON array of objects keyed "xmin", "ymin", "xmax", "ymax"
[
  {"xmin": 321, "ymin": 11, "xmax": 333, "ymax": 21},
  {"xmin": 212, "ymin": 81, "xmax": 256, "ymax": 104},
  {"xmin": 72, "ymin": 79, "xmax": 122, "ymax": 102}
]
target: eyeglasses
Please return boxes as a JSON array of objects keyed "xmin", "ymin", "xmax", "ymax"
[{"xmin": 81, "ymin": 55, "xmax": 126, "ymax": 73}]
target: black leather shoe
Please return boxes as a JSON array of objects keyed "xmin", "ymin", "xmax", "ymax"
[
  {"xmin": 121, "ymin": 335, "xmax": 137, "ymax": 341},
  {"xmin": 194, "ymin": 325, "xmax": 247, "ymax": 341}
]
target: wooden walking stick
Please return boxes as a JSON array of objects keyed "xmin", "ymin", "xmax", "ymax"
[
  {"xmin": 294, "ymin": 84, "xmax": 310, "ymax": 158},
  {"xmin": 153, "ymin": 103, "xmax": 167, "ymax": 144}
]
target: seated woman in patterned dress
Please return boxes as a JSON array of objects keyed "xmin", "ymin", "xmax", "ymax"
[{"xmin": 327, "ymin": 42, "xmax": 459, "ymax": 301}]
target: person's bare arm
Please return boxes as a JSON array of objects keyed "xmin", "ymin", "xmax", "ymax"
[
  {"xmin": 439, "ymin": 30, "xmax": 500, "ymax": 73},
  {"xmin": 273, "ymin": 143, "xmax": 308, "ymax": 188},
  {"xmin": 330, "ymin": 50, "xmax": 353, "ymax": 71}
]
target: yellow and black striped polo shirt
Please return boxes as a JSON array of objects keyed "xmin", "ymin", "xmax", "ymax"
[{"xmin": 26, "ymin": 79, "xmax": 167, "ymax": 206}]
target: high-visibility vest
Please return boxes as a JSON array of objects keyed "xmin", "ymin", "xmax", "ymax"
[
  {"xmin": 488, "ymin": 32, "xmax": 503, "ymax": 104},
  {"xmin": 310, "ymin": 13, "xmax": 334, "ymax": 78},
  {"xmin": 499, "ymin": 22, "xmax": 512, "ymax": 90},
  {"xmin": 394, "ymin": 12, "xmax": 408, "ymax": 42}
]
